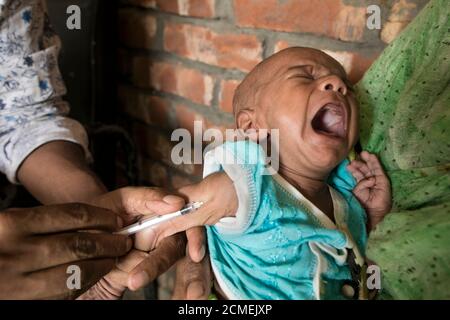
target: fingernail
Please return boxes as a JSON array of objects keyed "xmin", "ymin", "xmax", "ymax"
[
  {"xmin": 130, "ymin": 271, "xmax": 149, "ymax": 291},
  {"xmin": 163, "ymin": 195, "xmax": 184, "ymax": 205},
  {"xmin": 116, "ymin": 216, "xmax": 124, "ymax": 229},
  {"xmin": 187, "ymin": 282, "xmax": 204, "ymax": 299}
]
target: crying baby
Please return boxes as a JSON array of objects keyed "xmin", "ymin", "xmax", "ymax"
[{"xmin": 171, "ymin": 47, "xmax": 392, "ymax": 300}]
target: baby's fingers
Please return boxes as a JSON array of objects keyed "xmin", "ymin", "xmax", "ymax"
[
  {"xmin": 347, "ymin": 162, "xmax": 368, "ymax": 183},
  {"xmin": 360, "ymin": 151, "xmax": 385, "ymax": 176},
  {"xmin": 353, "ymin": 176, "xmax": 376, "ymax": 195},
  {"xmin": 349, "ymin": 160, "xmax": 370, "ymax": 173}
]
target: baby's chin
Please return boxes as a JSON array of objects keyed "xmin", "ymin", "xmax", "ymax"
[{"xmin": 303, "ymin": 143, "xmax": 350, "ymax": 172}]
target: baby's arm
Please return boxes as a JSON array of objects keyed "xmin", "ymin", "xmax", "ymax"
[
  {"xmin": 346, "ymin": 151, "xmax": 392, "ymax": 231},
  {"xmin": 153, "ymin": 140, "xmax": 268, "ymax": 243},
  {"xmin": 178, "ymin": 171, "xmax": 239, "ymax": 226}
]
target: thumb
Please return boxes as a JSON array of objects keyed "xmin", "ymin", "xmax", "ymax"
[
  {"xmin": 186, "ymin": 227, "xmax": 206, "ymax": 263},
  {"xmin": 145, "ymin": 194, "xmax": 186, "ymax": 215},
  {"xmin": 121, "ymin": 187, "xmax": 185, "ymax": 217},
  {"xmin": 172, "ymin": 254, "xmax": 212, "ymax": 300},
  {"xmin": 128, "ymin": 233, "xmax": 186, "ymax": 291}
]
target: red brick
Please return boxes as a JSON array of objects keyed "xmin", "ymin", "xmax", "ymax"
[
  {"xmin": 164, "ymin": 22, "xmax": 263, "ymax": 72},
  {"xmin": 347, "ymin": 53, "xmax": 378, "ymax": 83},
  {"xmin": 233, "ymin": 0, "xmax": 366, "ymax": 42},
  {"xmin": 219, "ymin": 79, "xmax": 241, "ymax": 113},
  {"xmin": 132, "ymin": 58, "xmax": 214, "ymax": 105},
  {"xmin": 174, "ymin": 104, "xmax": 234, "ymax": 150},
  {"xmin": 204, "ymin": 118, "xmax": 235, "ymax": 138},
  {"xmin": 273, "ymin": 40, "xmax": 291, "ymax": 53},
  {"xmin": 389, "ymin": 0, "xmax": 418, "ymax": 22},
  {"xmin": 380, "ymin": 0, "xmax": 417, "ymax": 44},
  {"xmin": 201, "ymin": 119, "xmax": 236, "ymax": 153},
  {"xmin": 321, "ymin": 50, "xmax": 377, "ymax": 84},
  {"xmin": 159, "ymin": 0, "xmax": 215, "ymax": 17},
  {"xmin": 118, "ymin": 9, "xmax": 157, "ymax": 49},
  {"xmin": 127, "ymin": 0, "xmax": 215, "ymax": 18},
  {"xmin": 174, "ymin": 104, "xmax": 206, "ymax": 137},
  {"xmin": 134, "ymin": 128, "xmax": 203, "ymax": 179},
  {"xmin": 274, "ymin": 41, "xmax": 377, "ymax": 83},
  {"xmin": 119, "ymin": 86, "xmax": 172, "ymax": 128},
  {"xmin": 381, "ymin": 21, "xmax": 409, "ymax": 44}
]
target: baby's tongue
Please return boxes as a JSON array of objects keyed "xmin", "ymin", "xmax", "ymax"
[{"xmin": 318, "ymin": 105, "xmax": 345, "ymax": 137}]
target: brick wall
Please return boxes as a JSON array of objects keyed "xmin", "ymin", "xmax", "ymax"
[{"xmin": 117, "ymin": 0, "xmax": 428, "ymax": 190}]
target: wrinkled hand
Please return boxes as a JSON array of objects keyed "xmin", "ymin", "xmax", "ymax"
[
  {"xmin": 347, "ymin": 151, "xmax": 392, "ymax": 230},
  {"xmin": 79, "ymin": 173, "xmax": 235, "ymax": 299},
  {"xmin": 172, "ymin": 239, "xmax": 212, "ymax": 300},
  {"xmin": 78, "ymin": 233, "xmax": 187, "ymax": 299},
  {"xmin": 78, "ymin": 187, "xmax": 188, "ymax": 299},
  {"xmin": 89, "ymin": 187, "xmax": 185, "ymax": 227},
  {"xmin": 0, "ymin": 204, "xmax": 131, "ymax": 299}
]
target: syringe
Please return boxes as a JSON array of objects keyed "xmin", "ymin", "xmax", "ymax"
[{"xmin": 115, "ymin": 201, "xmax": 204, "ymax": 235}]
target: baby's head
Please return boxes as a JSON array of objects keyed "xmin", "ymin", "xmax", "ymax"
[{"xmin": 233, "ymin": 47, "xmax": 359, "ymax": 178}]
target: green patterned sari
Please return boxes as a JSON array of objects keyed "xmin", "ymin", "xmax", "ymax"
[{"xmin": 355, "ymin": 0, "xmax": 450, "ymax": 299}]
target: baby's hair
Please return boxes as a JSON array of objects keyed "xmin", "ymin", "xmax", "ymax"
[{"xmin": 232, "ymin": 56, "xmax": 276, "ymax": 117}]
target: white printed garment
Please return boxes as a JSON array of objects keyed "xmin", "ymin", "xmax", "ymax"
[{"xmin": 0, "ymin": 0, "xmax": 89, "ymax": 183}]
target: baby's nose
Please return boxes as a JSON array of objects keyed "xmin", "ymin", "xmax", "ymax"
[{"xmin": 320, "ymin": 76, "xmax": 347, "ymax": 95}]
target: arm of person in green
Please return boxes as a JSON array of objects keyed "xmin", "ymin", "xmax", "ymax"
[{"xmin": 355, "ymin": 0, "xmax": 450, "ymax": 299}]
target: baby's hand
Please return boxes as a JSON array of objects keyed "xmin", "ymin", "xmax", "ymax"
[{"xmin": 347, "ymin": 151, "xmax": 392, "ymax": 231}]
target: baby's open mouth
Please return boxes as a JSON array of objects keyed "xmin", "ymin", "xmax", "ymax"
[{"xmin": 311, "ymin": 103, "xmax": 346, "ymax": 138}]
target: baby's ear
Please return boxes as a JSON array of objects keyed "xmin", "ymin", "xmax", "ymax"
[
  {"xmin": 236, "ymin": 109, "xmax": 255, "ymax": 130},
  {"xmin": 236, "ymin": 109, "xmax": 260, "ymax": 142}
]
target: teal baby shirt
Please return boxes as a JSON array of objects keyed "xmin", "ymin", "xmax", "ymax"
[{"xmin": 204, "ymin": 140, "xmax": 367, "ymax": 300}]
